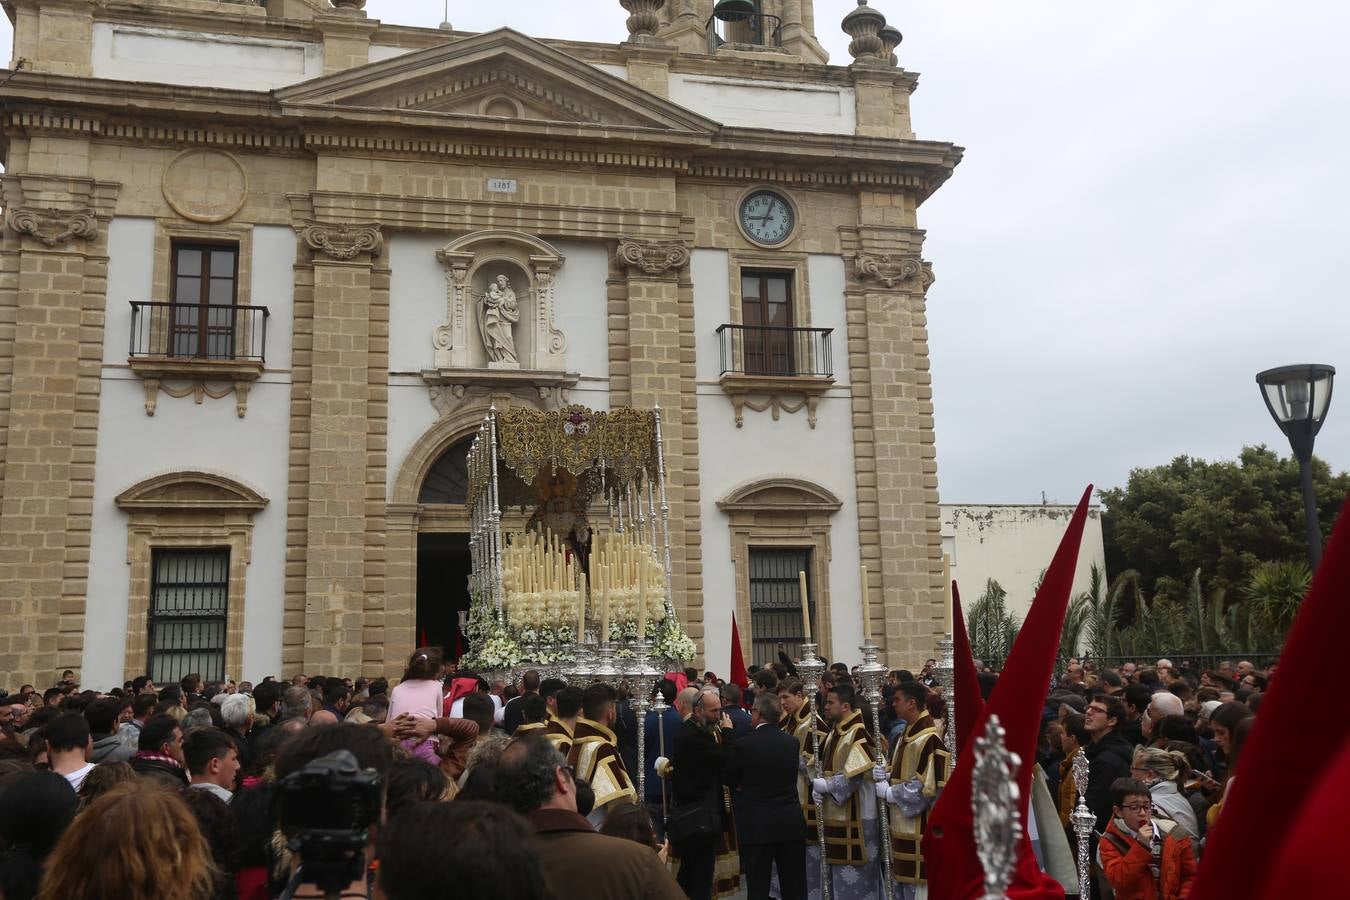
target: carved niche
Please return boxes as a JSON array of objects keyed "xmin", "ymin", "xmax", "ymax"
[
  {"xmin": 432, "ymin": 230, "xmax": 566, "ymax": 370},
  {"xmin": 424, "ymin": 230, "xmax": 577, "ymax": 417}
]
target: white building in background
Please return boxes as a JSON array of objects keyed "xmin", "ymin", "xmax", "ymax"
[{"xmin": 941, "ymin": 504, "xmax": 1108, "ymax": 622}]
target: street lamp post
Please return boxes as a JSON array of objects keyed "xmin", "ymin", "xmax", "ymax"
[{"xmin": 1256, "ymin": 364, "xmax": 1336, "ymax": 567}]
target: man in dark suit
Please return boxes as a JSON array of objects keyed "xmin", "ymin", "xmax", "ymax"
[
  {"xmin": 722, "ymin": 683, "xmax": 753, "ymax": 739},
  {"xmin": 670, "ymin": 687, "xmax": 737, "ymax": 900},
  {"xmin": 724, "ymin": 691, "xmax": 808, "ymax": 900}
]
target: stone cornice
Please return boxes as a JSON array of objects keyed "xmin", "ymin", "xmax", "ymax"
[{"xmin": 0, "ymin": 72, "xmax": 960, "ymax": 196}]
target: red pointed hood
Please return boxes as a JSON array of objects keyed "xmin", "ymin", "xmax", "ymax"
[
  {"xmin": 1256, "ymin": 734, "xmax": 1350, "ymax": 898},
  {"xmin": 1192, "ymin": 491, "xmax": 1350, "ymax": 899},
  {"xmin": 923, "ymin": 486, "xmax": 1093, "ymax": 900},
  {"xmin": 951, "ymin": 580, "xmax": 985, "ymax": 757}
]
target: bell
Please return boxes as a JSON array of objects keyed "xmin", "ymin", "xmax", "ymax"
[{"xmin": 713, "ymin": 0, "xmax": 758, "ymax": 22}]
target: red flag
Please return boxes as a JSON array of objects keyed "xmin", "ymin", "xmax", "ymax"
[
  {"xmin": 729, "ymin": 612, "xmax": 749, "ymax": 698},
  {"xmin": 923, "ymin": 485, "xmax": 1093, "ymax": 900},
  {"xmin": 1192, "ymin": 491, "xmax": 1350, "ymax": 899},
  {"xmin": 951, "ymin": 580, "xmax": 985, "ymax": 757}
]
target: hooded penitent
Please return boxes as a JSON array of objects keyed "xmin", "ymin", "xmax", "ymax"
[{"xmin": 923, "ymin": 486, "xmax": 1093, "ymax": 900}]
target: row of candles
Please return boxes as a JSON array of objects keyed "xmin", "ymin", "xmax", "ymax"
[{"xmin": 502, "ymin": 529, "xmax": 663, "ymax": 643}]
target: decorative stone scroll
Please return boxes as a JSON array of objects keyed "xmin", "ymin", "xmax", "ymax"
[
  {"xmin": 6, "ymin": 207, "xmax": 99, "ymax": 247},
  {"xmin": 854, "ymin": 254, "xmax": 935, "ymax": 292},
  {"xmin": 615, "ymin": 238, "xmax": 690, "ymax": 276},
  {"xmin": 300, "ymin": 222, "xmax": 383, "ymax": 261}
]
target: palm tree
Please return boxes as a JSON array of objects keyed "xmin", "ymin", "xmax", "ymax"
[
  {"xmin": 1244, "ymin": 560, "xmax": 1311, "ymax": 644},
  {"xmin": 1081, "ymin": 564, "xmax": 1142, "ymax": 658},
  {"xmin": 966, "ymin": 579, "xmax": 1020, "ymax": 664}
]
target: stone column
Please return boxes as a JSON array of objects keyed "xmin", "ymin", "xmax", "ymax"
[
  {"xmin": 613, "ymin": 237, "xmax": 706, "ymax": 657},
  {"xmin": 843, "ymin": 221, "xmax": 943, "ymax": 667},
  {"xmin": 0, "ymin": 171, "xmax": 118, "ymax": 686},
  {"xmin": 296, "ymin": 221, "xmax": 383, "ymax": 674}
]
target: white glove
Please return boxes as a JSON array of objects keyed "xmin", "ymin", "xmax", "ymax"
[
  {"xmin": 811, "ymin": 777, "xmax": 828, "ymax": 796},
  {"xmin": 811, "ymin": 790, "xmax": 824, "ymax": 807},
  {"xmin": 874, "ymin": 781, "xmax": 892, "ymax": 802},
  {"xmin": 654, "ymin": 756, "xmax": 672, "ymax": 778},
  {"xmin": 873, "ymin": 764, "xmax": 890, "ymax": 784}
]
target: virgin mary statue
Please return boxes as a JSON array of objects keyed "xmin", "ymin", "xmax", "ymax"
[{"xmin": 476, "ymin": 274, "xmax": 520, "ymax": 365}]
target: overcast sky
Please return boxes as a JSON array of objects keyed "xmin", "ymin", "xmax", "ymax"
[{"xmin": 8, "ymin": 2, "xmax": 1347, "ymax": 504}]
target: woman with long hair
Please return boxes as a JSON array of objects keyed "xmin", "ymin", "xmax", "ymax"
[
  {"xmin": 1205, "ymin": 702, "xmax": 1254, "ymax": 829},
  {"xmin": 1131, "ymin": 746, "xmax": 1199, "ymax": 835},
  {"xmin": 36, "ymin": 782, "xmax": 215, "ymax": 900}
]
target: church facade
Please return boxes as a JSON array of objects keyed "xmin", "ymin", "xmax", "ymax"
[{"xmin": 0, "ymin": 0, "xmax": 960, "ymax": 687}]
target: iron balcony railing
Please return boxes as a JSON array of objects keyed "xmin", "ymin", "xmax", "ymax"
[
  {"xmin": 707, "ymin": 12, "xmax": 783, "ymax": 53},
  {"xmin": 129, "ymin": 301, "xmax": 269, "ymax": 363},
  {"xmin": 717, "ymin": 324, "xmax": 833, "ymax": 378}
]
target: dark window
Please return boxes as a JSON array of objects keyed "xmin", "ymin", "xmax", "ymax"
[
  {"xmin": 148, "ymin": 548, "xmax": 229, "ymax": 684},
  {"xmin": 419, "ymin": 437, "xmax": 474, "ymax": 504},
  {"xmin": 170, "ymin": 243, "xmax": 238, "ymax": 359},
  {"xmin": 740, "ymin": 271, "xmax": 794, "ymax": 375},
  {"xmin": 748, "ymin": 547, "xmax": 815, "ymax": 668}
]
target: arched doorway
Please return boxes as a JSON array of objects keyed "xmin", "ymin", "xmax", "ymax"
[{"xmin": 415, "ymin": 436, "xmax": 474, "ymax": 659}]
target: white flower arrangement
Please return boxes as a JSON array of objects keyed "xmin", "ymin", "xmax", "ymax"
[{"xmin": 651, "ymin": 616, "xmax": 697, "ymax": 663}]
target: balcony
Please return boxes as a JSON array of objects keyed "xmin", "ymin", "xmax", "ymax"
[
  {"xmin": 707, "ymin": 12, "xmax": 783, "ymax": 53},
  {"xmin": 715, "ymin": 324, "xmax": 835, "ymax": 429},
  {"xmin": 127, "ymin": 301, "xmax": 270, "ymax": 417}
]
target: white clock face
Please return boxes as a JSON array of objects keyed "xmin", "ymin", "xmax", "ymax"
[{"xmin": 739, "ymin": 190, "xmax": 796, "ymax": 246}]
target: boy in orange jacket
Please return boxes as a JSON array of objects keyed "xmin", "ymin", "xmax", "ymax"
[{"xmin": 1098, "ymin": 777, "xmax": 1197, "ymax": 900}]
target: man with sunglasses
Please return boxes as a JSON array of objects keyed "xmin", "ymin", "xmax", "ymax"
[{"xmin": 1098, "ymin": 777, "xmax": 1197, "ymax": 900}]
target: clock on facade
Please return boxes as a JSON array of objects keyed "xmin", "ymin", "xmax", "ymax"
[{"xmin": 738, "ymin": 189, "xmax": 796, "ymax": 246}]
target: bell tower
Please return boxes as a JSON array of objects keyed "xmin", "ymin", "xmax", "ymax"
[{"xmin": 652, "ymin": 0, "xmax": 830, "ymax": 64}]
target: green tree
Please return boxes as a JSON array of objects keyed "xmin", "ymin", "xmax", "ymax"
[{"xmin": 1101, "ymin": 446, "xmax": 1348, "ymax": 603}]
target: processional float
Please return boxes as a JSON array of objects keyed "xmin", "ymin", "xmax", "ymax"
[{"xmin": 461, "ymin": 404, "xmax": 697, "ymax": 799}]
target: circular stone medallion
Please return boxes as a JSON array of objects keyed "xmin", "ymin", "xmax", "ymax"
[{"xmin": 161, "ymin": 149, "xmax": 248, "ymax": 223}]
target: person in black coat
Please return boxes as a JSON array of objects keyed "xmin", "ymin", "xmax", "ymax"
[
  {"xmin": 722, "ymin": 683, "xmax": 753, "ymax": 740},
  {"xmin": 669, "ymin": 687, "xmax": 736, "ymax": 900},
  {"xmin": 724, "ymin": 691, "xmax": 807, "ymax": 900},
  {"xmin": 1084, "ymin": 695, "xmax": 1136, "ymax": 832}
]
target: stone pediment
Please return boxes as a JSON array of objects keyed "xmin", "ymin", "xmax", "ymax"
[
  {"xmin": 115, "ymin": 471, "xmax": 268, "ymax": 513},
  {"xmin": 275, "ymin": 28, "xmax": 718, "ymax": 135}
]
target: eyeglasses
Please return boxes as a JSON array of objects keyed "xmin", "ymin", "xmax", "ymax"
[
  {"xmin": 1120, "ymin": 804, "xmax": 1151, "ymax": 813},
  {"xmin": 1085, "ymin": 706, "xmax": 1107, "ymax": 715}
]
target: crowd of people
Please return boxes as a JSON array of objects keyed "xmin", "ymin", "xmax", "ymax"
[{"xmin": 0, "ymin": 651, "xmax": 1270, "ymax": 900}]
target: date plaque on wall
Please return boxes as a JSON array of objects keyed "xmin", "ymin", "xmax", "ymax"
[{"xmin": 487, "ymin": 178, "xmax": 518, "ymax": 194}]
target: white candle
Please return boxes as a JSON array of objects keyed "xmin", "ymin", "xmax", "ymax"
[
  {"xmin": 860, "ymin": 564, "xmax": 872, "ymax": 642},
  {"xmin": 638, "ymin": 552, "xmax": 649, "ymax": 635},
  {"xmin": 942, "ymin": 554, "xmax": 953, "ymax": 635},
  {"xmin": 600, "ymin": 571, "xmax": 611, "ymax": 642},
  {"xmin": 577, "ymin": 573, "xmax": 588, "ymax": 642},
  {"xmin": 799, "ymin": 570, "xmax": 811, "ymax": 641}
]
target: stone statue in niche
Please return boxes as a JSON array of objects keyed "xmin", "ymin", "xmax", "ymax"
[{"xmin": 476, "ymin": 274, "xmax": 520, "ymax": 367}]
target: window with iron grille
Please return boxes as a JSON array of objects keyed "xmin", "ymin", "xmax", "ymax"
[
  {"xmin": 748, "ymin": 548, "xmax": 814, "ymax": 668},
  {"xmin": 148, "ymin": 549, "xmax": 229, "ymax": 684}
]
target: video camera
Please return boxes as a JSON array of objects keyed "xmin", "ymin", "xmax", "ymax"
[{"xmin": 276, "ymin": 749, "xmax": 382, "ymax": 899}]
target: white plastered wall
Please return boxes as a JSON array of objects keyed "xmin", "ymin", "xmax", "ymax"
[
  {"xmin": 668, "ymin": 74, "xmax": 855, "ymax": 134},
  {"xmin": 941, "ymin": 504, "xmax": 1108, "ymax": 626},
  {"xmin": 91, "ymin": 24, "xmax": 322, "ymax": 90},
  {"xmin": 692, "ymin": 249, "xmax": 865, "ymax": 671},
  {"xmin": 82, "ymin": 220, "xmax": 295, "ymax": 686}
]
